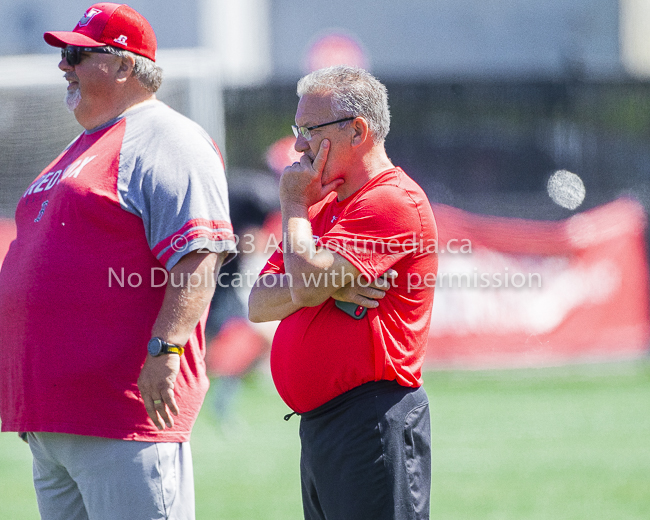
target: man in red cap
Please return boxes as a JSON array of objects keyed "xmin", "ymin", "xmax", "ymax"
[{"xmin": 0, "ymin": 4, "xmax": 235, "ymax": 519}]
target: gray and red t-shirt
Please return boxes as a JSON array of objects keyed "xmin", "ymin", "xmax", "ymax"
[
  {"xmin": 0, "ymin": 100, "xmax": 236, "ymax": 442},
  {"xmin": 261, "ymin": 168, "xmax": 438, "ymax": 413}
]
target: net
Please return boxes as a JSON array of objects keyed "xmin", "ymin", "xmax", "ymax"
[{"xmin": 0, "ymin": 50, "xmax": 225, "ymax": 218}]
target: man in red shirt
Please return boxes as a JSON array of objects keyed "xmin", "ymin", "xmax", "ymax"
[
  {"xmin": 0, "ymin": 4, "xmax": 234, "ymax": 519},
  {"xmin": 249, "ymin": 66, "xmax": 438, "ymax": 520}
]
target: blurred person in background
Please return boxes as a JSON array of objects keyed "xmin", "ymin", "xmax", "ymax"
[
  {"xmin": 249, "ymin": 66, "xmax": 438, "ymax": 520},
  {"xmin": 205, "ymin": 188, "xmax": 278, "ymax": 426},
  {"xmin": 0, "ymin": 3, "xmax": 235, "ymax": 519}
]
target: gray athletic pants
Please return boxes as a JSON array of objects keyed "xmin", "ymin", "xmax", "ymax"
[
  {"xmin": 27, "ymin": 432, "xmax": 195, "ymax": 520},
  {"xmin": 299, "ymin": 381, "xmax": 431, "ymax": 520}
]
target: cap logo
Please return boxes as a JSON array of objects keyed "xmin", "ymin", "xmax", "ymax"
[
  {"xmin": 114, "ymin": 35, "xmax": 128, "ymax": 46},
  {"xmin": 78, "ymin": 7, "xmax": 102, "ymax": 27}
]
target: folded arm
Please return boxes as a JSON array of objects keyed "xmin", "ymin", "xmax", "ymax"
[
  {"xmin": 248, "ymin": 273, "xmax": 303, "ymax": 323},
  {"xmin": 249, "ymin": 138, "xmax": 394, "ymax": 321},
  {"xmin": 282, "ymin": 205, "xmax": 363, "ymax": 307}
]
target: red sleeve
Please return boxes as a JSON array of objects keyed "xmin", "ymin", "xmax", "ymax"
[
  {"xmin": 318, "ymin": 185, "xmax": 424, "ymax": 281},
  {"xmin": 260, "ymin": 244, "xmax": 284, "ymax": 276}
]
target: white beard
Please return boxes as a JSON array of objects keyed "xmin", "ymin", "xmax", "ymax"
[{"xmin": 65, "ymin": 87, "xmax": 82, "ymax": 112}]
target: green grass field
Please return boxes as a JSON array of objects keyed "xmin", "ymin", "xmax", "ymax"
[{"xmin": 1, "ymin": 360, "xmax": 649, "ymax": 519}]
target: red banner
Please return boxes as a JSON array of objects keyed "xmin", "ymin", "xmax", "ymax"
[{"xmin": 427, "ymin": 198, "xmax": 650, "ymax": 368}]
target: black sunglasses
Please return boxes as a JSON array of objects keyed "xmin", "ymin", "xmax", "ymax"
[{"xmin": 61, "ymin": 46, "xmax": 113, "ymax": 66}]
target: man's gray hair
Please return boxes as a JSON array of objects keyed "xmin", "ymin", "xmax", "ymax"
[
  {"xmin": 107, "ymin": 46, "xmax": 163, "ymax": 93},
  {"xmin": 296, "ymin": 66, "xmax": 390, "ymax": 144}
]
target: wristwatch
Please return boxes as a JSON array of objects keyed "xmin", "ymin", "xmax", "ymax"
[{"xmin": 147, "ymin": 337, "xmax": 184, "ymax": 357}]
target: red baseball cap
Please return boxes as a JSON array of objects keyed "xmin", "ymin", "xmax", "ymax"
[{"xmin": 44, "ymin": 3, "xmax": 157, "ymax": 62}]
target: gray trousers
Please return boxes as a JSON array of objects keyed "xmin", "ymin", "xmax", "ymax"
[{"xmin": 27, "ymin": 432, "xmax": 195, "ymax": 520}]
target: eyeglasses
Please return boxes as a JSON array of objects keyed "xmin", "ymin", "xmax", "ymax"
[
  {"xmin": 61, "ymin": 46, "xmax": 113, "ymax": 66},
  {"xmin": 291, "ymin": 117, "xmax": 355, "ymax": 141}
]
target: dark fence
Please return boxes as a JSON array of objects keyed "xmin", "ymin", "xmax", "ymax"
[
  {"xmin": 225, "ymin": 80, "xmax": 650, "ymax": 220},
  {"xmin": 3, "ymin": 80, "xmax": 650, "ymax": 221}
]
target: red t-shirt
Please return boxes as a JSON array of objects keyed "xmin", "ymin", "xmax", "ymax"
[
  {"xmin": 0, "ymin": 102, "xmax": 235, "ymax": 441},
  {"xmin": 261, "ymin": 168, "xmax": 438, "ymax": 413}
]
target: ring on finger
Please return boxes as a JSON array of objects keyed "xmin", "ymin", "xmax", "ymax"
[{"xmin": 153, "ymin": 399, "xmax": 163, "ymax": 405}]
